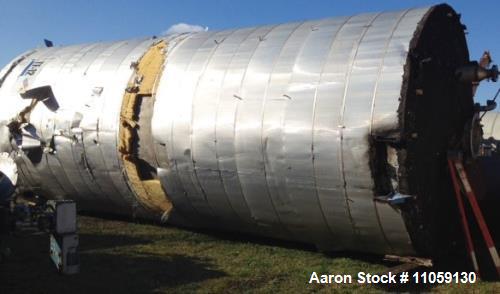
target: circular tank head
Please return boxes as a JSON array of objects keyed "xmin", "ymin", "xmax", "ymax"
[{"xmin": 394, "ymin": 4, "xmax": 474, "ymax": 257}]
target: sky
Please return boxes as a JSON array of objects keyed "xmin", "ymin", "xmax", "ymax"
[{"xmin": 0, "ymin": 0, "xmax": 498, "ymax": 102}]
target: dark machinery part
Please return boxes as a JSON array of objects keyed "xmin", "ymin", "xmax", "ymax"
[
  {"xmin": 46, "ymin": 200, "xmax": 79, "ymax": 275},
  {"xmin": 456, "ymin": 61, "xmax": 499, "ymax": 84},
  {"xmin": 20, "ymin": 199, "xmax": 79, "ymax": 274},
  {"xmin": 451, "ymin": 49, "xmax": 500, "ymax": 277},
  {"xmin": 457, "ymin": 51, "xmax": 500, "ymax": 159},
  {"xmin": 448, "ymin": 152, "xmax": 500, "ymax": 278},
  {"xmin": 1, "ymin": 197, "xmax": 79, "ymax": 274}
]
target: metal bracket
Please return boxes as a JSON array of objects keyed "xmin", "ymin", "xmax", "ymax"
[
  {"xmin": 448, "ymin": 153, "xmax": 500, "ymax": 277},
  {"xmin": 374, "ymin": 192, "xmax": 414, "ymax": 206}
]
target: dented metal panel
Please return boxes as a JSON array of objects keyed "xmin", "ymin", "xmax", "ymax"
[
  {"xmin": 0, "ymin": 4, "xmax": 474, "ymax": 256},
  {"xmin": 150, "ymin": 8, "xmax": 436, "ymax": 253}
]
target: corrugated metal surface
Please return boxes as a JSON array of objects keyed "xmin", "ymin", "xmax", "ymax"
[
  {"xmin": 0, "ymin": 4, "xmax": 473, "ymax": 255},
  {"xmin": 150, "ymin": 7, "xmax": 438, "ymax": 254},
  {"xmin": 0, "ymin": 40, "xmax": 158, "ymax": 215}
]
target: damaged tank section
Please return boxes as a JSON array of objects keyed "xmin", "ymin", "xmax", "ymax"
[
  {"xmin": 471, "ymin": 111, "xmax": 500, "ymax": 244},
  {"xmin": 0, "ymin": 4, "xmax": 475, "ymax": 258}
]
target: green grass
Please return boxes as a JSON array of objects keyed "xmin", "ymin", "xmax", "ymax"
[{"xmin": 1, "ymin": 216, "xmax": 498, "ymax": 293}]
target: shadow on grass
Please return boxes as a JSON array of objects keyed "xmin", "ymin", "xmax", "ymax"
[
  {"xmin": 0, "ymin": 231, "xmax": 226, "ymax": 294},
  {"xmin": 57, "ymin": 214, "xmax": 497, "ymax": 292},
  {"xmin": 79, "ymin": 233, "xmax": 152, "ymax": 252}
]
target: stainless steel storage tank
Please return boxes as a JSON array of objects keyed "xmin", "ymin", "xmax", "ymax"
[{"xmin": 0, "ymin": 4, "xmax": 474, "ymax": 257}]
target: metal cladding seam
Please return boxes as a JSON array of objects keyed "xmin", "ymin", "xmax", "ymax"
[
  {"xmin": 0, "ymin": 4, "xmax": 470, "ymax": 256},
  {"xmin": 151, "ymin": 7, "xmax": 432, "ymax": 254}
]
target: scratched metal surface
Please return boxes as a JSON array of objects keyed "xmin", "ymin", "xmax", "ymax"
[
  {"xmin": 0, "ymin": 6, "xmax": 448, "ymax": 255},
  {"xmin": 152, "ymin": 7, "xmax": 433, "ymax": 254},
  {"xmin": 0, "ymin": 39, "xmax": 159, "ymax": 215}
]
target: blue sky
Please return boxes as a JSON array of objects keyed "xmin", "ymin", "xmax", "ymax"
[{"xmin": 0, "ymin": 0, "xmax": 498, "ymax": 102}]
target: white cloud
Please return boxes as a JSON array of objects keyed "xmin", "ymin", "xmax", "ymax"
[{"xmin": 163, "ymin": 23, "xmax": 208, "ymax": 35}]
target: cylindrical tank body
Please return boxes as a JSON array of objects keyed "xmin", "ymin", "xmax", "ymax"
[{"xmin": 0, "ymin": 4, "xmax": 473, "ymax": 256}]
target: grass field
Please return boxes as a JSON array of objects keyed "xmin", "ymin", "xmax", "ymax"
[{"xmin": 1, "ymin": 216, "xmax": 498, "ymax": 293}]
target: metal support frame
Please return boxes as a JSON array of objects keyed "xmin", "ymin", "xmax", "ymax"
[{"xmin": 448, "ymin": 152, "xmax": 500, "ymax": 278}]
